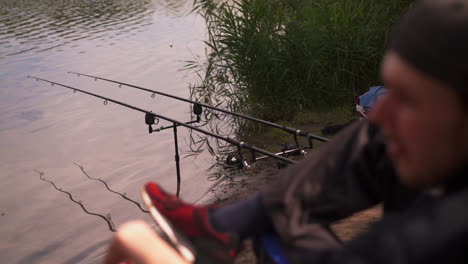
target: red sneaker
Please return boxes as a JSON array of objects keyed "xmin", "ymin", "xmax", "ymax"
[{"xmin": 144, "ymin": 182, "xmax": 240, "ymax": 258}]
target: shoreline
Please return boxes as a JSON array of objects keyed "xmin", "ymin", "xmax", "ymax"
[
  {"xmin": 196, "ymin": 159, "xmax": 280, "ymax": 207},
  {"xmin": 196, "ymin": 158, "xmax": 382, "ymax": 263}
]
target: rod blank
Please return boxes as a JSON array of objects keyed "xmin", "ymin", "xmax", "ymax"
[
  {"xmin": 28, "ymin": 76, "xmax": 297, "ymax": 164},
  {"xmin": 68, "ymin": 72, "xmax": 329, "ymax": 143}
]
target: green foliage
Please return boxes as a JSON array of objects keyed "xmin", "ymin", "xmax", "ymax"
[{"xmin": 187, "ymin": 0, "xmax": 413, "ymax": 121}]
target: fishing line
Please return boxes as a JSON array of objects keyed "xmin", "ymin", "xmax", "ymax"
[
  {"xmin": 34, "ymin": 170, "xmax": 116, "ymax": 232},
  {"xmin": 27, "ymin": 75, "xmax": 297, "ymax": 165},
  {"xmin": 67, "ymin": 71, "xmax": 329, "ymax": 143},
  {"xmin": 29, "ymin": 75, "xmax": 326, "ymax": 199},
  {"xmin": 73, "ymin": 163, "xmax": 149, "ymax": 213}
]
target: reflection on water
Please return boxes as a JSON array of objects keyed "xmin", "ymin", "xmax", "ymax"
[
  {"xmin": 17, "ymin": 110, "xmax": 43, "ymax": 122},
  {"xmin": 0, "ymin": 0, "xmax": 154, "ymax": 58},
  {"xmin": 0, "ymin": 0, "xmax": 194, "ymax": 58},
  {"xmin": 0, "ymin": 0, "xmax": 211, "ymax": 263}
]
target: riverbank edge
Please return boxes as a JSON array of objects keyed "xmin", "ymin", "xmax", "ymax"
[
  {"xmin": 193, "ymin": 113, "xmax": 382, "ymax": 262},
  {"xmin": 196, "ymin": 155, "xmax": 381, "ymax": 263}
]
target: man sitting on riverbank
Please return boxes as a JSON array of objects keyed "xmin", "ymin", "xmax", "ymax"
[{"xmin": 104, "ymin": 0, "xmax": 468, "ymax": 263}]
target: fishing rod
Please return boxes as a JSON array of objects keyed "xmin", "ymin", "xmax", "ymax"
[
  {"xmin": 68, "ymin": 71, "xmax": 330, "ymax": 144},
  {"xmin": 29, "ymin": 76, "xmax": 302, "ymax": 196}
]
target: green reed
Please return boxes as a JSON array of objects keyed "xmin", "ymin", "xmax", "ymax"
[{"xmin": 186, "ymin": 0, "xmax": 412, "ymax": 122}]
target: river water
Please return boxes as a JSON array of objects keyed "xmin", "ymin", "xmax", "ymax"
[{"xmin": 0, "ymin": 1, "xmax": 219, "ymax": 263}]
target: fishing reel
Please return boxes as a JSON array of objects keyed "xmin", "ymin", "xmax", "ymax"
[
  {"xmin": 277, "ymin": 143, "xmax": 307, "ymax": 169},
  {"xmin": 281, "ymin": 143, "xmax": 306, "ymax": 157},
  {"xmin": 225, "ymin": 154, "xmax": 251, "ymax": 170}
]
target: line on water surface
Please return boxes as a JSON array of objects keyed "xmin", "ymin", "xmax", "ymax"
[
  {"xmin": 34, "ymin": 169, "xmax": 116, "ymax": 232},
  {"xmin": 73, "ymin": 163, "xmax": 149, "ymax": 214}
]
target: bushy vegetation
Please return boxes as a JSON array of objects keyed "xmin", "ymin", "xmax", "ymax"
[{"xmin": 186, "ymin": 0, "xmax": 413, "ymax": 122}]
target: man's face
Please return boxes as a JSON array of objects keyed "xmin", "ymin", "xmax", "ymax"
[{"xmin": 370, "ymin": 51, "xmax": 468, "ymax": 188}]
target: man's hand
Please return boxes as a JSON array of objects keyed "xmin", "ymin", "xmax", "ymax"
[{"xmin": 104, "ymin": 220, "xmax": 190, "ymax": 264}]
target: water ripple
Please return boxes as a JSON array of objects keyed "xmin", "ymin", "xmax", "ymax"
[{"xmin": 0, "ymin": 0, "xmax": 162, "ymax": 58}]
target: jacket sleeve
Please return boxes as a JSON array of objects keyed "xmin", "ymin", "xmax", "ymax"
[
  {"xmin": 261, "ymin": 120, "xmax": 419, "ymax": 249},
  {"xmin": 284, "ymin": 187, "xmax": 468, "ymax": 264}
]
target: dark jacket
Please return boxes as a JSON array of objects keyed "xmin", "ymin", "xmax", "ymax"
[{"xmin": 261, "ymin": 120, "xmax": 468, "ymax": 263}]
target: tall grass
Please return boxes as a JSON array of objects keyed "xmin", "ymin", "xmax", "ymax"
[{"xmin": 186, "ymin": 0, "xmax": 413, "ymax": 122}]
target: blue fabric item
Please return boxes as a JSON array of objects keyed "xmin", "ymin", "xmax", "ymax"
[
  {"xmin": 209, "ymin": 192, "xmax": 274, "ymax": 240},
  {"xmin": 359, "ymin": 86, "xmax": 387, "ymax": 111},
  {"xmin": 261, "ymin": 234, "xmax": 289, "ymax": 264}
]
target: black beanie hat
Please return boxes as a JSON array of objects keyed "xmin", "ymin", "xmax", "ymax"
[{"xmin": 389, "ymin": 0, "xmax": 468, "ymax": 102}]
